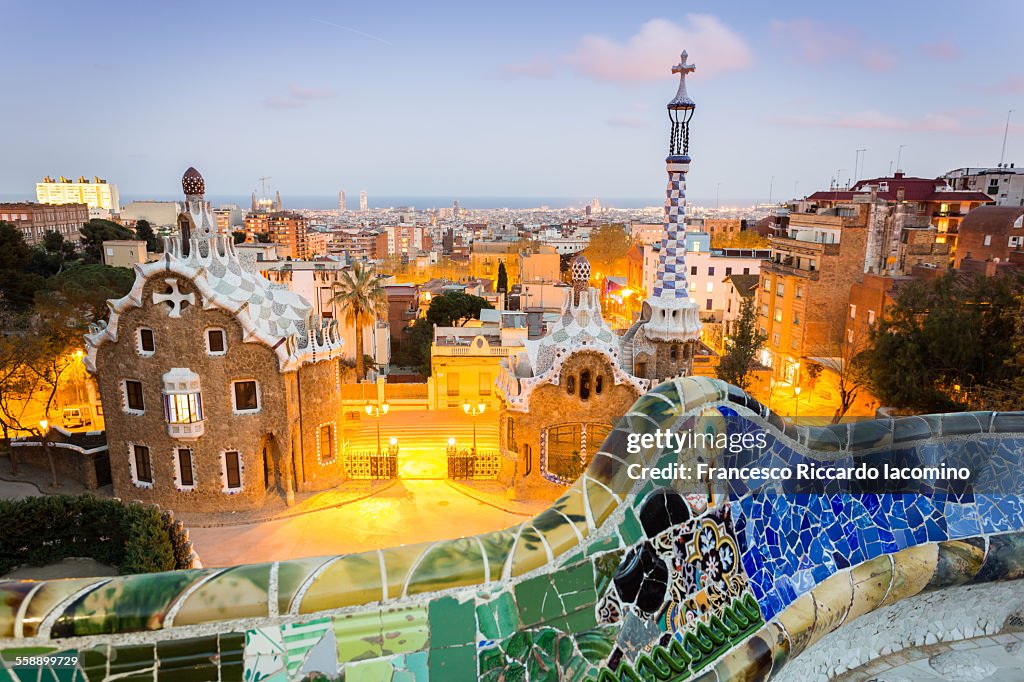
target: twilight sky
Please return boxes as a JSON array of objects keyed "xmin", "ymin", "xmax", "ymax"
[{"xmin": 2, "ymin": 0, "xmax": 1022, "ymax": 205}]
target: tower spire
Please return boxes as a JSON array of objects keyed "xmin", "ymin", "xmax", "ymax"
[{"xmin": 639, "ymin": 50, "xmax": 702, "ymax": 345}]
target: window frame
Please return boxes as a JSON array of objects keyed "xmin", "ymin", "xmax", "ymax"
[
  {"xmin": 222, "ymin": 450, "xmax": 243, "ymax": 491},
  {"xmin": 231, "ymin": 380, "xmax": 261, "ymax": 414},
  {"xmin": 137, "ymin": 327, "xmax": 155, "ymax": 356},
  {"xmin": 205, "ymin": 327, "xmax": 227, "ymax": 356},
  {"xmin": 130, "ymin": 443, "xmax": 153, "ymax": 487},
  {"xmin": 123, "ymin": 380, "xmax": 145, "ymax": 414},
  {"xmin": 175, "ymin": 447, "xmax": 195, "ymax": 490},
  {"xmin": 318, "ymin": 423, "xmax": 336, "ymax": 464}
]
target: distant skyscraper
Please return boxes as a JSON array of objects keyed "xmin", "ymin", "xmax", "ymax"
[
  {"xmin": 453, "ymin": 199, "xmax": 460, "ymax": 218},
  {"xmin": 338, "ymin": 190, "xmax": 346, "ymax": 212},
  {"xmin": 360, "ymin": 190, "xmax": 368, "ymax": 212}
]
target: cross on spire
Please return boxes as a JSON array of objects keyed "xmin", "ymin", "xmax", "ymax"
[
  {"xmin": 672, "ymin": 51, "xmax": 695, "ymax": 78},
  {"xmin": 668, "ymin": 51, "xmax": 696, "ymax": 109}
]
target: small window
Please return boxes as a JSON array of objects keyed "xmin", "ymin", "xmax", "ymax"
[
  {"xmin": 207, "ymin": 328, "xmax": 226, "ymax": 354},
  {"xmin": 706, "ymin": 298, "xmax": 713, "ymax": 310},
  {"xmin": 772, "ymin": 332, "xmax": 780, "ymax": 346},
  {"xmin": 233, "ymin": 381, "xmax": 259, "ymax": 412},
  {"xmin": 595, "ymin": 375, "xmax": 604, "ymax": 395},
  {"xmin": 743, "ymin": 268, "xmax": 750, "ymax": 275},
  {"xmin": 868, "ymin": 310, "xmax": 876, "ymax": 325},
  {"xmin": 776, "ymin": 283, "xmax": 785, "ymax": 297},
  {"xmin": 793, "ymin": 311, "xmax": 801, "ymax": 326},
  {"xmin": 795, "ymin": 285, "xmax": 803, "ymax": 299},
  {"xmin": 706, "ymin": 281, "xmax": 713, "ymax": 293},
  {"xmin": 579, "ymin": 370, "xmax": 592, "ymax": 400},
  {"xmin": 566, "ymin": 375, "xmax": 575, "ymax": 395},
  {"xmin": 318, "ymin": 424, "xmax": 336, "ymax": 463},
  {"xmin": 984, "ymin": 234, "xmax": 992, "ymax": 246},
  {"xmin": 725, "ymin": 267, "xmax": 732, "ymax": 276},
  {"xmin": 133, "ymin": 444, "xmax": 152, "ymax": 484},
  {"xmin": 761, "ymin": 303, "xmax": 769, "ymax": 317},
  {"xmin": 670, "ymin": 345, "xmax": 678, "ymax": 361},
  {"xmin": 774, "ymin": 309, "xmax": 783, "ymax": 323},
  {"xmin": 138, "ymin": 328, "xmax": 155, "ymax": 355},
  {"xmin": 224, "ymin": 451, "xmax": 242, "ymax": 490},
  {"xmin": 850, "ymin": 304, "xmax": 857, "ymax": 319},
  {"xmin": 176, "ymin": 448, "xmax": 195, "ymax": 488},
  {"xmin": 124, "ymin": 380, "xmax": 145, "ymax": 412},
  {"xmin": 691, "ymin": 266, "xmax": 698, "ymax": 276},
  {"xmin": 707, "ymin": 267, "xmax": 715, "ymax": 276}
]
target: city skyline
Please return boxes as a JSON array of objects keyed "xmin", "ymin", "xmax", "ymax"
[{"xmin": 2, "ymin": 0, "xmax": 1023, "ymax": 203}]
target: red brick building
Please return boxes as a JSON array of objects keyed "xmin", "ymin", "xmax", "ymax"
[
  {"xmin": 0, "ymin": 202, "xmax": 89, "ymax": 245},
  {"xmin": 952, "ymin": 206, "xmax": 1024, "ymax": 267}
]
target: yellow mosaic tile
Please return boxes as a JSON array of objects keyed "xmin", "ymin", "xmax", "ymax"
[
  {"xmin": 405, "ymin": 538, "xmax": 487, "ymax": 596},
  {"xmin": 846, "ymin": 556, "xmax": 893, "ymax": 623},
  {"xmin": 299, "ymin": 554, "xmax": 383, "ymax": 613},
  {"xmin": 171, "ymin": 564, "xmax": 271, "ymax": 626},
  {"xmin": 508, "ymin": 524, "xmax": 551, "ymax": 578},
  {"xmin": 879, "ymin": 544, "xmax": 938, "ymax": 608}
]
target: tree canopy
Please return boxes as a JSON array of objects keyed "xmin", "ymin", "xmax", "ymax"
[
  {"xmin": 583, "ymin": 224, "xmax": 631, "ymax": 278},
  {"xmin": 80, "ymin": 219, "xmax": 136, "ymax": 263},
  {"xmin": 393, "ymin": 291, "xmax": 494, "ymax": 375},
  {"xmin": 716, "ymin": 296, "xmax": 766, "ymax": 391},
  {"xmin": 864, "ymin": 271, "xmax": 1024, "ymax": 411}
]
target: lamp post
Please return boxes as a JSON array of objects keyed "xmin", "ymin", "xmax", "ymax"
[
  {"xmin": 794, "ymin": 386, "xmax": 802, "ymax": 424},
  {"xmin": 38, "ymin": 419, "xmax": 59, "ymax": 489},
  {"xmin": 73, "ymin": 349, "xmax": 85, "ymax": 404},
  {"xmin": 462, "ymin": 400, "xmax": 486, "ymax": 455},
  {"xmin": 446, "ymin": 437, "xmax": 457, "ymax": 457},
  {"xmin": 364, "ymin": 401, "xmax": 389, "ymax": 456}
]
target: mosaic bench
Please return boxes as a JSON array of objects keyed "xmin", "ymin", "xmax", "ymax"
[{"xmin": 1, "ymin": 376, "xmax": 1023, "ymax": 681}]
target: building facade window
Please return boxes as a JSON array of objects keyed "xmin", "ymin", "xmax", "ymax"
[
  {"xmin": 232, "ymin": 380, "xmax": 260, "ymax": 413},
  {"xmin": 222, "ymin": 450, "xmax": 243, "ymax": 491},
  {"xmin": 850, "ymin": 304, "xmax": 857, "ymax": 319},
  {"xmin": 162, "ymin": 368, "xmax": 204, "ymax": 439},
  {"xmin": 776, "ymin": 283, "xmax": 785, "ymax": 297},
  {"xmin": 793, "ymin": 311, "xmax": 801, "ymax": 326},
  {"xmin": 579, "ymin": 370, "xmax": 592, "ymax": 400},
  {"xmin": 774, "ymin": 309, "xmax": 783, "ymax": 323},
  {"xmin": 541, "ymin": 422, "xmax": 612, "ymax": 484},
  {"xmin": 206, "ymin": 328, "xmax": 227, "ymax": 355},
  {"xmin": 175, "ymin": 448, "xmax": 195, "ymax": 489},
  {"xmin": 124, "ymin": 380, "xmax": 145, "ymax": 413},
  {"xmin": 318, "ymin": 423, "xmax": 336, "ymax": 464},
  {"xmin": 479, "ymin": 372, "xmax": 492, "ymax": 396},
  {"xmin": 131, "ymin": 443, "xmax": 153, "ymax": 487},
  {"xmin": 137, "ymin": 328, "xmax": 155, "ymax": 355}
]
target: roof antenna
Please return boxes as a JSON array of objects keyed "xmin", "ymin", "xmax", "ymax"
[{"xmin": 999, "ymin": 109, "xmax": 1015, "ymax": 167}]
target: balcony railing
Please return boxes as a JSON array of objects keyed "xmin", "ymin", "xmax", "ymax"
[
  {"xmin": 763, "ymin": 261, "xmax": 820, "ymax": 280},
  {"xmin": 432, "ymin": 345, "xmax": 515, "ymax": 357}
]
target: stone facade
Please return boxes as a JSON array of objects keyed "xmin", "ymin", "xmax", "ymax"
[
  {"xmin": 86, "ymin": 168, "xmax": 345, "ymax": 512},
  {"xmin": 499, "ymin": 350, "xmax": 639, "ymax": 500}
]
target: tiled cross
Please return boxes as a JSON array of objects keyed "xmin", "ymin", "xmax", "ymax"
[{"xmin": 153, "ymin": 278, "xmax": 195, "ymax": 318}]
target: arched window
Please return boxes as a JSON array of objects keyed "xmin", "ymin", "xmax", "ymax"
[
  {"xmin": 595, "ymin": 375, "xmax": 604, "ymax": 395},
  {"xmin": 670, "ymin": 345, "xmax": 679, "ymax": 361},
  {"xmin": 580, "ymin": 370, "xmax": 591, "ymax": 400},
  {"xmin": 566, "ymin": 375, "xmax": 575, "ymax": 395}
]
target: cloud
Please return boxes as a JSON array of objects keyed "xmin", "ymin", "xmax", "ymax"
[
  {"xmin": 921, "ymin": 41, "xmax": 961, "ymax": 60},
  {"xmin": 771, "ymin": 19, "xmax": 897, "ymax": 72},
  {"xmin": 262, "ymin": 85, "xmax": 338, "ymax": 110},
  {"xmin": 773, "ymin": 110, "xmax": 963, "ymax": 132},
  {"xmin": 986, "ymin": 77, "xmax": 1024, "ymax": 94},
  {"xmin": 502, "ymin": 16, "xmax": 752, "ymax": 83}
]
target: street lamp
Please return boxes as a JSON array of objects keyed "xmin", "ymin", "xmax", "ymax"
[
  {"xmin": 38, "ymin": 419, "xmax": 59, "ymax": 489},
  {"xmin": 388, "ymin": 436, "xmax": 399, "ymax": 456},
  {"xmin": 446, "ymin": 437, "xmax": 457, "ymax": 457},
  {"xmin": 463, "ymin": 401, "xmax": 486, "ymax": 455},
  {"xmin": 794, "ymin": 386, "xmax": 802, "ymax": 424},
  {"xmin": 365, "ymin": 401, "xmax": 390, "ymax": 456}
]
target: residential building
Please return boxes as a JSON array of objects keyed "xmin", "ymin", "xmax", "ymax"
[
  {"xmin": 430, "ymin": 310, "xmax": 527, "ymax": 411},
  {"xmin": 722, "ymin": 273, "xmax": 759, "ymax": 338},
  {"xmin": 338, "ymin": 190, "xmax": 346, "ymax": 212},
  {"xmin": 102, "ymin": 240, "xmax": 148, "ymax": 268},
  {"xmin": 846, "ymin": 273, "xmax": 910, "ymax": 347},
  {"xmin": 265, "ymin": 260, "xmax": 390, "ymax": 371},
  {"xmin": 36, "ymin": 175, "xmax": 119, "ymax": 212},
  {"xmin": 629, "ymin": 222, "xmax": 665, "ymax": 245},
  {"xmin": 121, "ymin": 201, "xmax": 183, "ymax": 231},
  {"xmin": 328, "ymin": 228, "xmax": 386, "ymax": 261},
  {"xmin": 84, "ymin": 168, "xmax": 345, "ymax": 512},
  {"xmin": 213, "ymin": 205, "xmax": 244, "ymax": 233},
  {"xmin": 703, "ymin": 218, "xmax": 742, "ymax": 244},
  {"xmin": 0, "ymin": 201, "xmax": 88, "ymax": 245},
  {"xmin": 385, "ymin": 224, "xmax": 429, "ymax": 258},
  {"xmin": 384, "ymin": 284, "xmax": 419, "ymax": 350},
  {"xmin": 944, "ymin": 165, "xmax": 1024, "ymax": 207},
  {"xmin": 470, "ymin": 241, "xmax": 521, "ymax": 285},
  {"xmin": 758, "ymin": 203, "xmax": 870, "ymax": 384},
  {"xmin": 244, "ymin": 211, "xmax": 315, "ymax": 259},
  {"xmin": 359, "ymin": 191, "xmax": 368, "ymax": 212},
  {"xmin": 806, "ymin": 172, "xmax": 991, "ymax": 272},
  {"xmin": 953, "ymin": 206, "xmax": 1024, "ymax": 267},
  {"xmin": 520, "ymin": 246, "xmax": 560, "ymax": 283}
]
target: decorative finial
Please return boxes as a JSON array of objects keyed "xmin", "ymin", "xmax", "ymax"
[
  {"xmin": 668, "ymin": 51, "xmax": 696, "ymax": 109},
  {"xmin": 182, "ymin": 167, "xmax": 205, "ymax": 196},
  {"xmin": 570, "ymin": 254, "xmax": 591, "ymax": 305}
]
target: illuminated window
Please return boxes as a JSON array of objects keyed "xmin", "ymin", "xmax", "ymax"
[
  {"xmin": 850, "ymin": 304, "xmax": 857, "ymax": 319},
  {"xmin": 774, "ymin": 309, "xmax": 783, "ymax": 323},
  {"xmin": 162, "ymin": 368, "xmax": 204, "ymax": 439}
]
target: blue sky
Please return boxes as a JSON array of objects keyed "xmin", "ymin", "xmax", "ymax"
[{"xmin": 2, "ymin": 0, "xmax": 1022, "ymax": 205}]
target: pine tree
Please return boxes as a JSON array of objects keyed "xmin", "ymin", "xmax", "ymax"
[
  {"xmin": 497, "ymin": 261, "xmax": 508, "ymax": 293},
  {"xmin": 716, "ymin": 296, "xmax": 766, "ymax": 391}
]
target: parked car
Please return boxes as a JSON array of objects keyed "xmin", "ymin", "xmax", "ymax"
[{"xmin": 62, "ymin": 406, "xmax": 93, "ymax": 429}]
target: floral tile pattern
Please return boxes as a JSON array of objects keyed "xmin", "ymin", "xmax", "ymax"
[{"xmin": 0, "ymin": 378, "xmax": 1022, "ymax": 682}]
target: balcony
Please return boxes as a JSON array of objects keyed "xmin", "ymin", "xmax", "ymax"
[
  {"xmin": 763, "ymin": 259, "xmax": 820, "ymax": 280},
  {"xmin": 769, "ymin": 235, "xmax": 840, "ymax": 255},
  {"xmin": 167, "ymin": 421, "xmax": 205, "ymax": 440}
]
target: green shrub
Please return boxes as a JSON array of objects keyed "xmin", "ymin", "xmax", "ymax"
[{"xmin": 0, "ymin": 495, "xmax": 183, "ymax": 575}]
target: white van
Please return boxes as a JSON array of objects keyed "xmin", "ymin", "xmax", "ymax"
[{"xmin": 62, "ymin": 406, "xmax": 93, "ymax": 429}]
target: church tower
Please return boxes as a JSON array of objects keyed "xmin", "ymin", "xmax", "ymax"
[{"xmin": 622, "ymin": 51, "xmax": 702, "ymax": 381}]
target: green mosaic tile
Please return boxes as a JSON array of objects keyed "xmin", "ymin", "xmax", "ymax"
[
  {"xmin": 583, "ymin": 476, "xmax": 619, "ymax": 528},
  {"xmin": 276, "ymin": 556, "xmax": 334, "ymax": 615},
  {"xmin": 300, "ymin": 554, "xmax": 383, "ymax": 613},
  {"xmin": 514, "ymin": 576, "xmax": 563, "ymax": 628},
  {"xmin": 379, "ymin": 545, "xmax": 425, "ymax": 598},
  {"xmin": 584, "ymin": 535, "xmax": 621, "ymax": 558},
  {"xmin": 618, "ymin": 508, "xmax": 643, "ymax": 545},
  {"xmin": 406, "ymin": 538, "xmax": 486, "ymax": 595},
  {"xmin": 509, "ymin": 525, "xmax": 550, "ymax": 578},
  {"xmin": 428, "ymin": 644, "xmax": 475, "ymax": 680},
  {"xmin": 346, "ymin": 657, "xmax": 394, "ymax": 681},
  {"xmin": 172, "ymin": 564, "xmax": 271, "ymax": 626},
  {"xmin": 20, "ymin": 577, "xmax": 110, "ymax": 638},
  {"xmin": 477, "ymin": 529, "xmax": 519, "ymax": 583},
  {"xmin": 107, "ymin": 642, "xmax": 156, "ymax": 677},
  {"xmin": 381, "ymin": 604, "xmax": 429, "ymax": 656},
  {"xmin": 333, "ymin": 609, "xmax": 383, "ymax": 663},
  {"xmin": 0, "ymin": 582, "xmax": 43, "ymax": 638},
  {"xmin": 476, "ymin": 592, "xmax": 519, "ymax": 641},
  {"xmin": 428, "ymin": 596, "xmax": 475, "ymax": 649},
  {"xmin": 531, "ymin": 509, "xmax": 582, "ymax": 560},
  {"xmin": 78, "ymin": 645, "xmax": 108, "ymax": 682}
]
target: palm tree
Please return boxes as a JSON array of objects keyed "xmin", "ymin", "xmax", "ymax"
[{"xmin": 330, "ymin": 262, "xmax": 388, "ymax": 381}]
